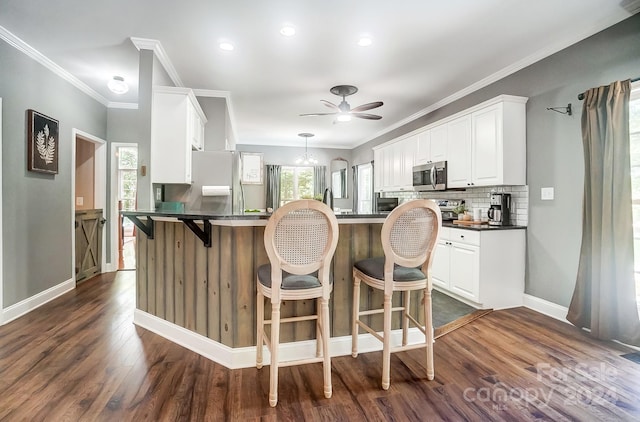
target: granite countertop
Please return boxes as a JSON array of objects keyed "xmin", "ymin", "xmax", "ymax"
[
  {"xmin": 442, "ymin": 221, "xmax": 527, "ymax": 231},
  {"xmin": 120, "ymin": 209, "xmax": 391, "ymax": 220},
  {"xmin": 121, "ymin": 210, "xmax": 526, "ymax": 230}
]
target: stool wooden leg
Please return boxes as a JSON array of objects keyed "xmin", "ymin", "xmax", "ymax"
[
  {"xmin": 382, "ymin": 293, "xmax": 392, "ymax": 390},
  {"xmin": 321, "ymin": 297, "xmax": 332, "ymax": 398},
  {"xmin": 402, "ymin": 290, "xmax": 410, "ymax": 346},
  {"xmin": 256, "ymin": 288, "xmax": 264, "ymax": 369},
  {"xmin": 352, "ymin": 275, "xmax": 361, "ymax": 357},
  {"xmin": 269, "ymin": 303, "xmax": 281, "ymax": 407},
  {"xmin": 423, "ymin": 288, "xmax": 434, "ymax": 380}
]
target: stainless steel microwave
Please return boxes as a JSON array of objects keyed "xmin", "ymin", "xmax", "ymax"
[{"xmin": 412, "ymin": 161, "xmax": 447, "ymax": 191}]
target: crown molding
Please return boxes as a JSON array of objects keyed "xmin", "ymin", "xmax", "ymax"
[
  {"xmin": 130, "ymin": 37, "xmax": 183, "ymax": 88},
  {"xmin": 107, "ymin": 102, "xmax": 138, "ymax": 110},
  {"xmin": 351, "ymin": 12, "xmax": 633, "ymax": 149},
  {"xmin": 0, "ymin": 25, "xmax": 109, "ymax": 106}
]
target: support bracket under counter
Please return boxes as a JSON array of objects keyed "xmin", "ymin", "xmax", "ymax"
[
  {"xmin": 179, "ymin": 218, "xmax": 212, "ymax": 247},
  {"xmin": 126, "ymin": 215, "xmax": 154, "ymax": 239}
]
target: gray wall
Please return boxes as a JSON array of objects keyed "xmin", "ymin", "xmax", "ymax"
[
  {"xmin": 236, "ymin": 145, "xmax": 353, "ymax": 210},
  {"xmin": 1, "ymin": 40, "xmax": 107, "ymax": 306},
  {"xmin": 197, "ymin": 97, "xmax": 226, "ymax": 151},
  {"xmin": 353, "ymin": 14, "xmax": 640, "ymax": 307}
]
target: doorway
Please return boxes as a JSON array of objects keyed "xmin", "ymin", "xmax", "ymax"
[
  {"xmin": 72, "ymin": 129, "xmax": 107, "ymax": 283},
  {"xmin": 111, "ymin": 144, "xmax": 138, "ymax": 270}
]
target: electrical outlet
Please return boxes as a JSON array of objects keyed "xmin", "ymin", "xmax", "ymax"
[{"xmin": 541, "ymin": 187, "xmax": 554, "ymax": 200}]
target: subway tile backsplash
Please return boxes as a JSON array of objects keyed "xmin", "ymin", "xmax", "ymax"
[{"xmin": 382, "ymin": 186, "xmax": 529, "ymax": 226}]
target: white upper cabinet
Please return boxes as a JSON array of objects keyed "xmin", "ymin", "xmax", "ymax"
[
  {"xmin": 415, "ymin": 126, "xmax": 447, "ymax": 165},
  {"xmin": 415, "ymin": 131, "xmax": 430, "ymax": 164},
  {"xmin": 471, "ymin": 100, "xmax": 526, "ymax": 186},
  {"xmin": 449, "ymin": 95, "xmax": 527, "ymax": 188},
  {"xmin": 373, "ymin": 136, "xmax": 416, "ymax": 192},
  {"xmin": 446, "ymin": 115, "xmax": 472, "ymax": 188},
  {"xmin": 373, "ymin": 94, "xmax": 527, "ymax": 192},
  {"xmin": 429, "ymin": 124, "xmax": 448, "ymax": 163},
  {"xmin": 151, "ymin": 86, "xmax": 208, "ymax": 184}
]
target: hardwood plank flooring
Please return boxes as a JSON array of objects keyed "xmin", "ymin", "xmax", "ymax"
[{"xmin": 1, "ymin": 271, "xmax": 639, "ymax": 421}]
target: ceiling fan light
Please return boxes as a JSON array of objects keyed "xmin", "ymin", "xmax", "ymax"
[
  {"xmin": 108, "ymin": 76, "xmax": 129, "ymax": 94},
  {"xmin": 337, "ymin": 113, "xmax": 352, "ymax": 122}
]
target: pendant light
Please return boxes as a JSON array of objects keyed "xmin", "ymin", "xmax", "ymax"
[{"xmin": 295, "ymin": 133, "xmax": 318, "ymax": 165}]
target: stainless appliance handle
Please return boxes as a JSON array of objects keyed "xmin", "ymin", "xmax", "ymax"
[{"xmin": 430, "ymin": 166, "xmax": 436, "ymax": 190}]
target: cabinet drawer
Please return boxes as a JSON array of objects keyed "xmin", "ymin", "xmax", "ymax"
[
  {"xmin": 438, "ymin": 226, "xmax": 451, "ymax": 241},
  {"xmin": 449, "ymin": 228, "xmax": 480, "ymax": 246}
]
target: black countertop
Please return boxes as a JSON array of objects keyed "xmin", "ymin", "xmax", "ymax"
[
  {"xmin": 120, "ymin": 209, "xmax": 389, "ymax": 221},
  {"xmin": 121, "ymin": 210, "xmax": 526, "ymax": 231},
  {"xmin": 442, "ymin": 221, "xmax": 527, "ymax": 231}
]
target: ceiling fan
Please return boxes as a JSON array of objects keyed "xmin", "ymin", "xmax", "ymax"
[{"xmin": 300, "ymin": 85, "xmax": 383, "ymax": 121}]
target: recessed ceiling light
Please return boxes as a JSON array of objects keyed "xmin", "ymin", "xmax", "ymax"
[
  {"xmin": 358, "ymin": 37, "xmax": 373, "ymax": 47},
  {"xmin": 280, "ymin": 25, "xmax": 296, "ymax": 37},
  {"xmin": 107, "ymin": 76, "xmax": 129, "ymax": 94},
  {"xmin": 219, "ymin": 42, "xmax": 234, "ymax": 51}
]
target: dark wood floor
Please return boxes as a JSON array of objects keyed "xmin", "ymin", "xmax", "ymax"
[{"xmin": 1, "ymin": 271, "xmax": 639, "ymax": 421}]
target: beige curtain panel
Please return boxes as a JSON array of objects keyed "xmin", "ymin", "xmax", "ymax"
[{"xmin": 567, "ymin": 79, "xmax": 640, "ymax": 347}]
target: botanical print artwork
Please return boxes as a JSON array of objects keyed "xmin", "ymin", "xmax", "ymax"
[
  {"xmin": 27, "ymin": 109, "xmax": 59, "ymax": 174},
  {"xmin": 36, "ymin": 124, "xmax": 56, "ymax": 164}
]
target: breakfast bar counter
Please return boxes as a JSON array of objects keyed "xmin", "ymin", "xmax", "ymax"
[
  {"xmin": 122, "ymin": 209, "xmax": 525, "ymax": 368},
  {"xmin": 122, "ymin": 210, "xmax": 403, "ymax": 357}
]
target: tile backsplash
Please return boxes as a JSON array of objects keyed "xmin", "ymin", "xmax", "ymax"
[{"xmin": 382, "ymin": 185, "xmax": 529, "ymax": 226}]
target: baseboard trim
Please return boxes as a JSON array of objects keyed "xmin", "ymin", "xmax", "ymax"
[
  {"xmin": 2, "ymin": 278, "xmax": 75, "ymax": 325},
  {"xmin": 133, "ymin": 309, "xmax": 427, "ymax": 369},
  {"xmin": 523, "ymin": 294, "xmax": 569, "ymax": 323}
]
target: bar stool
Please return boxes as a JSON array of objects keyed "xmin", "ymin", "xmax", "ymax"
[
  {"xmin": 351, "ymin": 199, "xmax": 441, "ymax": 390},
  {"xmin": 256, "ymin": 200, "xmax": 339, "ymax": 407}
]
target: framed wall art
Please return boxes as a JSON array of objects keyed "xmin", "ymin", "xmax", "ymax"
[
  {"xmin": 241, "ymin": 152, "xmax": 263, "ymax": 184},
  {"xmin": 27, "ymin": 109, "xmax": 59, "ymax": 174}
]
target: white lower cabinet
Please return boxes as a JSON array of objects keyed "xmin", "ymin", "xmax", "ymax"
[{"xmin": 432, "ymin": 227, "xmax": 525, "ymax": 309}]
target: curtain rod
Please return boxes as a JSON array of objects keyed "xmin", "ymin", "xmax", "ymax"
[{"xmin": 577, "ymin": 77, "xmax": 640, "ymax": 100}]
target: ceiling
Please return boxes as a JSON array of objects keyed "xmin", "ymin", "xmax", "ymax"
[{"xmin": 0, "ymin": 1, "xmax": 638, "ymax": 149}]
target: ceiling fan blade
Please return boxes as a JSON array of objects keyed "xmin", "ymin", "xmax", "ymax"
[
  {"xmin": 321, "ymin": 100, "xmax": 339, "ymax": 110},
  {"xmin": 352, "ymin": 112, "xmax": 382, "ymax": 120},
  {"xmin": 351, "ymin": 101, "xmax": 383, "ymax": 112},
  {"xmin": 299, "ymin": 112, "xmax": 338, "ymax": 117}
]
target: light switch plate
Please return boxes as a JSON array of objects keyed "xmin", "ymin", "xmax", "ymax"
[
  {"xmin": 76, "ymin": 196, "xmax": 84, "ymax": 206},
  {"xmin": 541, "ymin": 187, "xmax": 554, "ymax": 200}
]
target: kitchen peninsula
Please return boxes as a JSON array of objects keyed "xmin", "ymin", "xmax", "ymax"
[{"xmin": 122, "ymin": 209, "xmax": 525, "ymax": 368}]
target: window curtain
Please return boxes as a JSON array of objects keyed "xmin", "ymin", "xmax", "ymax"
[
  {"xmin": 265, "ymin": 164, "xmax": 281, "ymax": 211},
  {"xmin": 567, "ymin": 79, "xmax": 640, "ymax": 346},
  {"xmin": 314, "ymin": 166, "xmax": 326, "ymax": 197},
  {"xmin": 352, "ymin": 165, "xmax": 358, "ymax": 213}
]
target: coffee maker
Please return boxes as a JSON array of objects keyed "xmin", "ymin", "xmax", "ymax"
[{"xmin": 488, "ymin": 193, "xmax": 511, "ymax": 226}]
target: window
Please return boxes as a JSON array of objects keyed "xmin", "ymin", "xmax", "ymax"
[
  {"xmin": 117, "ymin": 146, "xmax": 138, "ymax": 211},
  {"xmin": 280, "ymin": 166, "xmax": 315, "ymax": 206},
  {"xmin": 357, "ymin": 163, "xmax": 373, "ymax": 214},
  {"xmin": 629, "ymin": 83, "xmax": 640, "ymax": 313}
]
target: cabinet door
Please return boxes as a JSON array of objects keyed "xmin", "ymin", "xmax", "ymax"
[
  {"xmin": 430, "ymin": 126, "xmax": 447, "ymax": 162},
  {"xmin": 449, "ymin": 242, "xmax": 479, "ymax": 301},
  {"xmin": 415, "ymin": 131, "xmax": 431, "ymax": 165},
  {"xmin": 399, "ymin": 136, "xmax": 417, "ymax": 190},
  {"xmin": 190, "ymin": 105, "xmax": 204, "ymax": 151},
  {"xmin": 447, "ymin": 115, "xmax": 472, "ymax": 188},
  {"xmin": 373, "ymin": 148, "xmax": 383, "ymax": 192},
  {"xmin": 431, "ymin": 241, "xmax": 450, "ymax": 289},
  {"xmin": 472, "ymin": 104, "xmax": 502, "ymax": 186}
]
